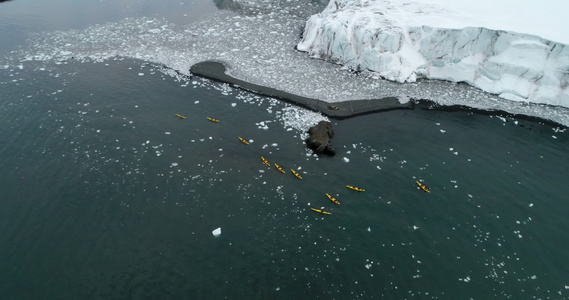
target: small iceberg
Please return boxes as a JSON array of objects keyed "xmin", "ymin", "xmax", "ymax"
[{"xmin": 212, "ymin": 227, "xmax": 221, "ymax": 237}]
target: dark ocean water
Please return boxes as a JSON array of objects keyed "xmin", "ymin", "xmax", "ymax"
[{"xmin": 1, "ymin": 1, "xmax": 569, "ymax": 299}]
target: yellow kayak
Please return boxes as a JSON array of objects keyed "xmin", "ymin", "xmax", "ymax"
[
  {"xmin": 346, "ymin": 185, "xmax": 365, "ymax": 192},
  {"xmin": 326, "ymin": 193, "xmax": 340, "ymax": 205},
  {"xmin": 238, "ymin": 137, "xmax": 249, "ymax": 145},
  {"xmin": 274, "ymin": 163, "xmax": 286, "ymax": 174},
  {"xmin": 207, "ymin": 117, "xmax": 220, "ymax": 123},
  {"xmin": 416, "ymin": 181, "xmax": 430, "ymax": 193},
  {"xmin": 311, "ymin": 208, "xmax": 331, "ymax": 215},
  {"xmin": 291, "ymin": 169, "xmax": 302, "ymax": 179},
  {"xmin": 261, "ymin": 156, "xmax": 271, "ymax": 167},
  {"xmin": 175, "ymin": 114, "xmax": 186, "ymax": 119}
]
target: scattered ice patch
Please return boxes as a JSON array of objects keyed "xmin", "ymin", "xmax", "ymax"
[
  {"xmin": 343, "ymin": 157, "xmax": 350, "ymax": 163},
  {"xmin": 398, "ymin": 95, "xmax": 410, "ymax": 104}
]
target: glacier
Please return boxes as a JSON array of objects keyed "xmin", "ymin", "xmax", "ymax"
[{"xmin": 297, "ymin": 0, "xmax": 569, "ymax": 107}]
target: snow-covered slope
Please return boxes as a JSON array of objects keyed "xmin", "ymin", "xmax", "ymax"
[{"xmin": 297, "ymin": 0, "xmax": 569, "ymax": 107}]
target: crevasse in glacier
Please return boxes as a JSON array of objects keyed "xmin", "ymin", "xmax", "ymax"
[{"xmin": 297, "ymin": 0, "xmax": 569, "ymax": 107}]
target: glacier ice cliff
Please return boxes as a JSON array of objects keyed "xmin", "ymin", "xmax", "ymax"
[{"xmin": 297, "ymin": 0, "xmax": 569, "ymax": 107}]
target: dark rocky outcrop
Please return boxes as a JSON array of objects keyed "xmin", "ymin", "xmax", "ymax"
[{"xmin": 305, "ymin": 121, "xmax": 336, "ymax": 156}]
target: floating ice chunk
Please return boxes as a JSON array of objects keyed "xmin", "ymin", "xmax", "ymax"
[
  {"xmin": 231, "ymin": 103, "xmax": 236, "ymax": 107},
  {"xmin": 138, "ymin": 73, "xmax": 144, "ymax": 76},
  {"xmin": 413, "ymin": 225, "xmax": 419, "ymax": 230},
  {"xmin": 529, "ymin": 203, "xmax": 534, "ymax": 207},
  {"xmin": 171, "ymin": 162, "xmax": 178, "ymax": 166},
  {"xmin": 165, "ymin": 132, "xmax": 171, "ymax": 135},
  {"xmin": 440, "ymin": 129, "xmax": 446, "ymax": 133},
  {"xmin": 367, "ymin": 227, "xmax": 371, "ymax": 232},
  {"xmin": 194, "ymin": 100, "xmax": 199, "ymax": 104},
  {"xmin": 365, "ymin": 263, "xmax": 372, "ymax": 269},
  {"xmin": 212, "ymin": 227, "xmax": 221, "ymax": 237},
  {"xmin": 343, "ymin": 157, "xmax": 350, "ymax": 163},
  {"xmin": 271, "ymin": 143, "xmax": 278, "ymax": 147}
]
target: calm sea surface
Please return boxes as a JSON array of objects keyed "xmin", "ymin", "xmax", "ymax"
[{"xmin": 1, "ymin": 1, "xmax": 568, "ymax": 299}]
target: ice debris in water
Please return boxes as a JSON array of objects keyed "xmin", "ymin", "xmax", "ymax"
[
  {"xmin": 343, "ymin": 157, "xmax": 350, "ymax": 163},
  {"xmin": 212, "ymin": 227, "xmax": 221, "ymax": 237},
  {"xmin": 15, "ymin": 0, "xmax": 569, "ymax": 127}
]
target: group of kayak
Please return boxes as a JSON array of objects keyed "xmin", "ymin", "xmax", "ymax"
[
  {"xmin": 259, "ymin": 155, "xmax": 367, "ymax": 215},
  {"xmin": 177, "ymin": 113, "xmax": 431, "ymax": 216},
  {"xmin": 311, "ymin": 185, "xmax": 366, "ymax": 215}
]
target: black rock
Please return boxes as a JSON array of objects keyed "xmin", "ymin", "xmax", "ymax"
[{"xmin": 305, "ymin": 121, "xmax": 336, "ymax": 156}]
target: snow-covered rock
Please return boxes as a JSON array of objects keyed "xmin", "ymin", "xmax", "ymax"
[{"xmin": 297, "ymin": 0, "xmax": 569, "ymax": 107}]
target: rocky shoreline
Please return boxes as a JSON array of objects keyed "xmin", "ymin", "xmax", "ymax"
[{"xmin": 189, "ymin": 60, "xmax": 412, "ymax": 119}]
